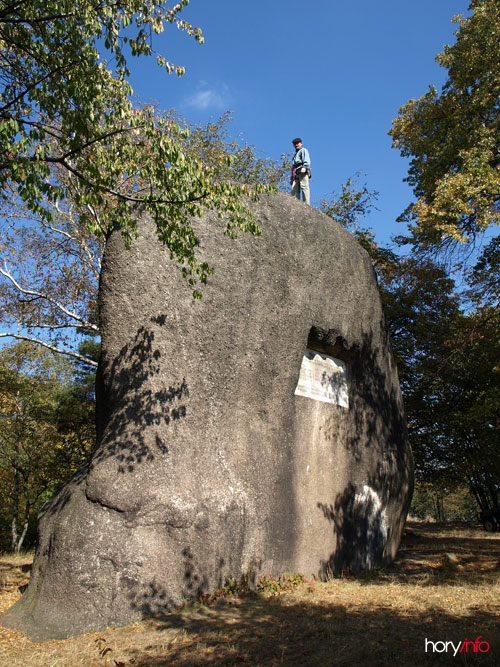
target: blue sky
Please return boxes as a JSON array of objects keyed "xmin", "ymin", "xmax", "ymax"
[
  {"xmin": 127, "ymin": 0, "xmax": 472, "ymax": 247},
  {"xmin": 0, "ymin": 1, "xmax": 476, "ymax": 353}
]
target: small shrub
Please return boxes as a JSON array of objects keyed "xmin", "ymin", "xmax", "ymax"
[
  {"xmin": 199, "ymin": 572, "xmax": 252, "ymax": 605},
  {"xmin": 198, "ymin": 570, "xmax": 314, "ymax": 605},
  {"xmin": 256, "ymin": 572, "xmax": 313, "ymax": 596}
]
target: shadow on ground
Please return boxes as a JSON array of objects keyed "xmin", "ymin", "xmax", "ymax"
[
  {"xmin": 115, "ymin": 522, "xmax": 500, "ymax": 666},
  {"xmin": 121, "ymin": 595, "xmax": 498, "ymax": 666}
]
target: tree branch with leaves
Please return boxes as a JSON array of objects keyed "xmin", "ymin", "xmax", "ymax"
[
  {"xmin": 389, "ymin": 0, "xmax": 500, "ymax": 258},
  {"xmin": 0, "ymin": 0, "xmax": 275, "ymax": 298},
  {"xmin": 0, "ymin": 112, "xmax": 288, "ymax": 366}
]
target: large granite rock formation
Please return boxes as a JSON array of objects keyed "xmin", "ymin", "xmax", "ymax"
[{"xmin": 2, "ymin": 193, "xmax": 413, "ymax": 640}]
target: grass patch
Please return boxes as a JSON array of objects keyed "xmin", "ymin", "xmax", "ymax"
[{"xmin": 0, "ymin": 523, "xmax": 499, "ymax": 665}]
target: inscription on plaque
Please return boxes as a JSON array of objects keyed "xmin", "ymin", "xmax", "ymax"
[{"xmin": 294, "ymin": 349, "xmax": 348, "ymax": 407}]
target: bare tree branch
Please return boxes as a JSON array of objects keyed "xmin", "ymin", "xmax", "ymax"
[
  {"xmin": 0, "ymin": 264, "xmax": 99, "ymax": 333},
  {"xmin": 40, "ymin": 213, "xmax": 101, "ymax": 278},
  {"xmin": 0, "ymin": 333, "xmax": 98, "ymax": 367}
]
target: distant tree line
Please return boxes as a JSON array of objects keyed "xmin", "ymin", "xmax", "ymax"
[{"xmin": 0, "ymin": 342, "xmax": 97, "ymax": 551}]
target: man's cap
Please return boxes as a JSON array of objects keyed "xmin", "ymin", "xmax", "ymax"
[{"xmin": 292, "ymin": 137, "xmax": 302, "ymax": 144}]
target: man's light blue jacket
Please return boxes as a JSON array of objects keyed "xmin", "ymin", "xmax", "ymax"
[{"xmin": 292, "ymin": 147, "xmax": 311, "ymax": 170}]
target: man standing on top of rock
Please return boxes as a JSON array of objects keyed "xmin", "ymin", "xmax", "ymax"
[{"xmin": 290, "ymin": 137, "xmax": 311, "ymax": 205}]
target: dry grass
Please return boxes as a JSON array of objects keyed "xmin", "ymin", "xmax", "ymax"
[{"xmin": 1, "ymin": 522, "xmax": 499, "ymax": 666}]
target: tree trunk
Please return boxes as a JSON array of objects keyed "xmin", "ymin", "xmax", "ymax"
[
  {"xmin": 16, "ymin": 478, "xmax": 31, "ymax": 553},
  {"xmin": 470, "ymin": 477, "xmax": 489, "ymax": 510},
  {"xmin": 434, "ymin": 494, "xmax": 444, "ymax": 522},
  {"xmin": 470, "ymin": 482, "xmax": 483, "ymax": 510},
  {"xmin": 487, "ymin": 480, "xmax": 499, "ymax": 508},
  {"xmin": 11, "ymin": 459, "xmax": 19, "ymax": 552}
]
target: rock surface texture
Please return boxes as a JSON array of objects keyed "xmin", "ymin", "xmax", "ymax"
[{"xmin": 2, "ymin": 193, "xmax": 413, "ymax": 640}]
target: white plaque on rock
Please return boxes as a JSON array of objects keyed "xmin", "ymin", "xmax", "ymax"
[{"xmin": 294, "ymin": 349, "xmax": 348, "ymax": 407}]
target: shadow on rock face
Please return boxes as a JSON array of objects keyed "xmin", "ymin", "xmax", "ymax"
[
  {"xmin": 318, "ymin": 483, "xmax": 387, "ymax": 574},
  {"xmin": 314, "ymin": 327, "xmax": 412, "ymax": 576},
  {"xmin": 94, "ymin": 325, "xmax": 189, "ymax": 475}
]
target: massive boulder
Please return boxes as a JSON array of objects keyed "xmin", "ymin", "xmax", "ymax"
[{"xmin": 2, "ymin": 193, "xmax": 413, "ymax": 640}]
